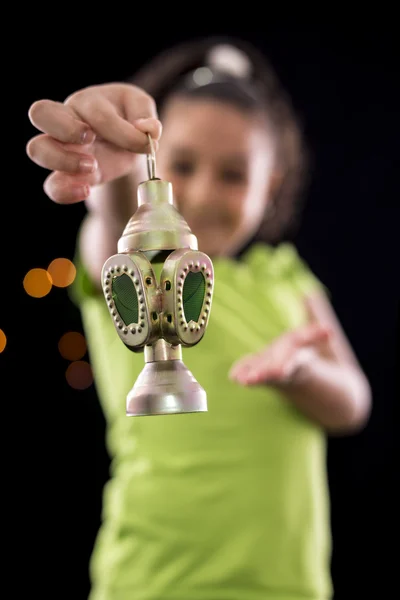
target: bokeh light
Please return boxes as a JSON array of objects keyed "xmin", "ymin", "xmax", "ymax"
[
  {"xmin": 47, "ymin": 258, "xmax": 76, "ymax": 288},
  {"xmin": 66, "ymin": 360, "xmax": 93, "ymax": 390},
  {"xmin": 58, "ymin": 331, "xmax": 87, "ymax": 361},
  {"xmin": 0, "ymin": 329, "xmax": 6, "ymax": 353},
  {"xmin": 23, "ymin": 268, "xmax": 52, "ymax": 298}
]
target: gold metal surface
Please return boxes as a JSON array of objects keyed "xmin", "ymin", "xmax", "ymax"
[
  {"xmin": 146, "ymin": 132, "xmax": 156, "ymax": 180},
  {"xmin": 117, "ymin": 180, "xmax": 198, "ymax": 254},
  {"xmin": 101, "ymin": 133, "xmax": 213, "ymax": 416},
  {"xmin": 144, "ymin": 339, "xmax": 182, "ymax": 362}
]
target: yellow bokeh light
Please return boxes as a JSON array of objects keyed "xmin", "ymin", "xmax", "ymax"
[
  {"xmin": 0, "ymin": 329, "xmax": 6, "ymax": 353},
  {"xmin": 58, "ymin": 331, "xmax": 87, "ymax": 361},
  {"xmin": 47, "ymin": 257, "xmax": 76, "ymax": 288},
  {"xmin": 23, "ymin": 268, "xmax": 52, "ymax": 298},
  {"xmin": 66, "ymin": 360, "xmax": 93, "ymax": 390}
]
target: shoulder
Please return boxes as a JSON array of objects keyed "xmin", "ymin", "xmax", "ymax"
[{"xmin": 241, "ymin": 242, "xmax": 326, "ymax": 296}]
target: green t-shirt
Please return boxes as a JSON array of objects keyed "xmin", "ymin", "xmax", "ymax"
[{"xmin": 72, "ymin": 242, "xmax": 332, "ymax": 600}]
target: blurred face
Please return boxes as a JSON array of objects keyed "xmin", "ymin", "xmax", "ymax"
[{"xmin": 156, "ymin": 97, "xmax": 276, "ymax": 257}]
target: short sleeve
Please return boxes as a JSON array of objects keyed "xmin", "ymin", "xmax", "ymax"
[
  {"xmin": 68, "ymin": 247, "xmax": 101, "ymax": 308},
  {"xmin": 272, "ymin": 243, "xmax": 327, "ymax": 297},
  {"xmin": 68, "ymin": 244, "xmax": 136, "ymax": 423},
  {"xmin": 242, "ymin": 241, "xmax": 328, "ymax": 299}
]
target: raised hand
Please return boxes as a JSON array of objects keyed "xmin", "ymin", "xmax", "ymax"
[
  {"xmin": 229, "ymin": 323, "xmax": 332, "ymax": 386},
  {"xmin": 26, "ymin": 83, "xmax": 162, "ymax": 204}
]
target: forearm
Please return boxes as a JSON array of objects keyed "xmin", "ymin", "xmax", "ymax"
[
  {"xmin": 279, "ymin": 358, "xmax": 372, "ymax": 434},
  {"xmin": 84, "ymin": 170, "xmax": 138, "ymax": 226},
  {"xmin": 79, "ymin": 213, "xmax": 119, "ymax": 290},
  {"xmin": 79, "ymin": 172, "xmax": 138, "ymax": 289}
]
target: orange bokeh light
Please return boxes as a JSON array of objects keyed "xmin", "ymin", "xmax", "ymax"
[
  {"xmin": 23, "ymin": 268, "xmax": 52, "ymax": 298},
  {"xmin": 47, "ymin": 258, "xmax": 76, "ymax": 288},
  {"xmin": 58, "ymin": 331, "xmax": 87, "ymax": 361},
  {"xmin": 0, "ymin": 329, "xmax": 6, "ymax": 353},
  {"xmin": 66, "ymin": 360, "xmax": 93, "ymax": 390}
]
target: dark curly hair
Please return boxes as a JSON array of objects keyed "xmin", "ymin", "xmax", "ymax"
[{"xmin": 127, "ymin": 35, "xmax": 308, "ymax": 245}]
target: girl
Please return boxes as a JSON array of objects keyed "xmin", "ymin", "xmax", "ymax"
[{"xmin": 26, "ymin": 36, "xmax": 371, "ymax": 600}]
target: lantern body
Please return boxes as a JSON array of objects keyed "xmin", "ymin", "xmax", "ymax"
[{"xmin": 101, "ymin": 178, "xmax": 214, "ymax": 416}]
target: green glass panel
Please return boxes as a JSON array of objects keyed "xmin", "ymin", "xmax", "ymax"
[
  {"xmin": 183, "ymin": 272, "xmax": 205, "ymax": 323},
  {"xmin": 111, "ymin": 274, "xmax": 139, "ymax": 325}
]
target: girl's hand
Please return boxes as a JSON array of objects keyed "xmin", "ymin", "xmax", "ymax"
[
  {"xmin": 229, "ymin": 323, "xmax": 332, "ymax": 386},
  {"xmin": 26, "ymin": 83, "xmax": 162, "ymax": 204}
]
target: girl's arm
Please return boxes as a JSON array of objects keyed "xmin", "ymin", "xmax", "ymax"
[{"xmin": 229, "ymin": 290, "xmax": 372, "ymax": 434}]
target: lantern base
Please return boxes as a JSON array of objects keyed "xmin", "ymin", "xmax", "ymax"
[{"xmin": 126, "ymin": 358, "xmax": 207, "ymax": 416}]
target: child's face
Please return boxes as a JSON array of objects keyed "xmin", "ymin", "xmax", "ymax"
[{"xmin": 156, "ymin": 97, "xmax": 276, "ymax": 256}]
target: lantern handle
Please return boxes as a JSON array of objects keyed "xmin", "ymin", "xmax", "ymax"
[{"xmin": 146, "ymin": 133, "xmax": 156, "ymax": 180}]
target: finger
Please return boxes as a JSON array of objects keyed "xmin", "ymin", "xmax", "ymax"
[
  {"xmin": 229, "ymin": 352, "xmax": 277, "ymax": 385},
  {"xmin": 123, "ymin": 90, "xmax": 161, "ymax": 152},
  {"xmin": 43, "ymin": 171, "xmax": 98, "ymax": 204},
  {"xmin": 71, "ymin": 96, "xmax": 156, "ymax": 154},
  {"xmin": 121, "ymin": 86, "xmax": 162, "ymax": 140},
  {"xmin": 253, "ymin": 346, "xmax": 316, "ymax": 385},
  {"xmin": 26, "ymin": 134, "xmax": 98, "ymax": 174},
  {"xmin": 132, "ymin": 118, "xmax": 161, "ymax": 152},
  {"xmin": 232, "ymin": 363, "xmax": 286, "ymax": 386},
  {"xmin": 291, "ymin": 323, "xmax": 332, "ymax": 348},
  {"xmin": 28, "ymin": 99, "xmax": 96, "ymax": 145},
  {"xmin": 229, "ymin": 353, "xmax": 257, "ymax": 380},
  {"xmin": 132, "ymin": 117, "xmax": 162, "ymax": 142},
  {"xmin": 231, "ymin": 335, "xmax": 297, "ymax": 385},
  {"xmin": 243, "ymin": 359, "xmax": 286, "ymax": 385}
]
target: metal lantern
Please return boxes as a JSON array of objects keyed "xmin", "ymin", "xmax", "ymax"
[{"xmin": 101, "ymin": 135, "xmax": 214, "ymax": 416}]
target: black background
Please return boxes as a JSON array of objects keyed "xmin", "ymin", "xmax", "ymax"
[{"xmin": 7, "ymin": 24, "xmax": 399, "ymax": 599}]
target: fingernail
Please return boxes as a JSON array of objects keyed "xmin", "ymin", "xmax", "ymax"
[
  {"xmin": 79, "ymin": 157, "xmax": 97, "ymax": 173},
  {"xmin": 134, "ymin": 117, "xmax": 159, "ymax": 130},
  {"xmin": 134, "ymin": 117, "xmax": 152, "ymax": 124},
  {"xmin": 81, "ymin": 129, "xmax": 96, "ymax": 144},
  {"xmin": 73, "ymin": 185, "xmax": 90, "ymax": 199}
]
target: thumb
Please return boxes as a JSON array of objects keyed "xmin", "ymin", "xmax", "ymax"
[
  {"xmin": 133, "ymin": 117, "xmax": 163, "ymax": 143},
  {"xmin": 121, "ymin": 88, "xmax": 162, "ymax": 150},
  {"xmin": 291, "ymin": 322, "xmax": 332, "ymax": 348}
]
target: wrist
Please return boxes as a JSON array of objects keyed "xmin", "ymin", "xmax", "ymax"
[
  {"xmin": 283, "ymin": 347, "xmax": 319, "ymax": 389},
  {"xmin": 269, "ymin": 349, "xmax": 326, "ymax": 397}
]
